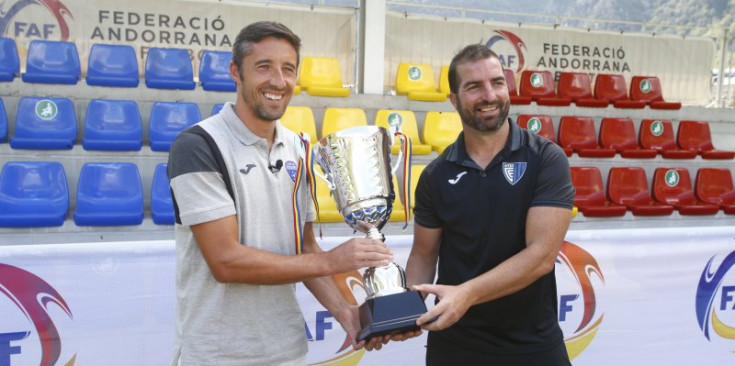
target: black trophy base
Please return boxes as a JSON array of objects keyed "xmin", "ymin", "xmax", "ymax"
[{"xmin": 357, "ymin": 290, "xmax": 427, "ymax": 342}]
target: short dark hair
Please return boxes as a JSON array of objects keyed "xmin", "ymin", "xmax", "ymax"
[
  {"xmin": 448, "ymin": 44, "xmax": 500, "ymax": 94},
  {"xmin": 231, "ymin": 21, "xmax": 301, "ymax": 70}
]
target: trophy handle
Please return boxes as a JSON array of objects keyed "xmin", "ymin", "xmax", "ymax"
[{"xmin": 311, "ymin": 146, "xmax": 336, "ymax": 190}]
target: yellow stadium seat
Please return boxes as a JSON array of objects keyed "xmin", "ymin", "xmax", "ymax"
[
  {"xmin": 280, "ymin": 106, "xmax": 317, "ymax": 144},
  {"xmin": 389, "ymin": 176, "xmax": 407, "ymax": 222},
  {"xmin": 374, "ymin": 110, "xmax": 432, "ymax": 155},
  {"xmin": 313, "ymin": 167, "xmax": 343, "ymax": 223},
  {"xmin": 395, "ymin": 63, "xmax": 446, "ymax": 102},
  {"xmin": 409, "ymin": 164, "xmax": 425, "ymax": 209},
  {"xmin": 439, "ymin": 65, "xmax": 450, "ymax": 96},
  {"xmin": 298, "ymin": 57, "xmax": 350, "ymax": 97},
  {"xmin": 293, "ymin": 85, "xmax": 302, "ymax": 94},
  {"xmin": 423, "ymin": 111, "xmax": 462, "ymax": 154},
  {"xmin": 321, "ymin": 107, "xmax": 367, "ymax": 137}
]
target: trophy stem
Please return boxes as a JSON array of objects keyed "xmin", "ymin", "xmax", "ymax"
[{"xmin": 366, "ymin": 227, "xmax": 385, "ymax": 242}]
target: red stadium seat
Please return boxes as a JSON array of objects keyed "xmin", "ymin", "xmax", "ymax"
[
  {"xmin": 676, "ymin": 120, "xmax": 735, "ymax": 160},
  {"xmin": 695, "ymin": 168, "xmax": 735, "ymax": 214},
  {"xmin": 607, "ymin": 167, "xmax": 674, "ymax": 216},
  {"xmin": 652, "ymin": 167, "xmax": 720, "ymax": 215},
  {"xmin": 638, "ymin": 119, "xmax": 697, "ymax": 159},
  {"xmin": 599, "ymin": 118, "xmax": 657, "ymax": 158},
  {"xmin": 518, "ymin": 70, "xmax": 571, "ymax": 106},
  {"xmin": 557, "ymin": 72, "xmax": 608, "ymax": 108},
  {"xmin": 503, "ymin": 69, "xmax": 531, "ymax": 105},
  {"xmin": 517, "ymin": 114, "xmax": 571, "ymax": 157},
  {"xmin": 570, "ymin": 166, "xmax": 626, "ymax": 217},
  {"xmin": 629, "ymin": 76, "xmax": 681, "ymax": 110},
  {"xmin": 593, "ymin": 74, "xmax": 646, "ymax": 109},
  {"xmin": 558, "ymin": 116, "xmax": 616, "ymax": 158}
]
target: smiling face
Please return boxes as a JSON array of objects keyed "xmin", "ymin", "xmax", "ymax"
[
  {"xmin": 450, "ymin": 56, "xmax": 510, "ymax": 133},
  {"xmin": 231, "ymin": 36, "xmax": 298, "ymax": 123}
]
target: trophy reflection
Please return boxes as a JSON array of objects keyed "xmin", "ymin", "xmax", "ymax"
[{"xmin": 314, "ymin": 125, "xmax": 426, "ymax": 342}]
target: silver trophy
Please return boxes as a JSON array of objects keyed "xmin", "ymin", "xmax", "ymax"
[{"xmin": 314, "ymin": 125, "xmax": 426, "ymax": 341}]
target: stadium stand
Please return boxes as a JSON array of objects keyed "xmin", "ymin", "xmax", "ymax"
[
  {"xmin": 10, "ymin": 97, "xmax": 77, "ymax": 150},
  {"xmin": 629, "ymin": 76, "xmax": 682, "ymax": 110},
  {"xmin": 280, "ymin": 106, "xmax": 318, "ymax": 143},
  {"xmin": 395, "ymin": 63, "xmax": 446, "ymax": 101},
  {"xmin": 298, "ymin": 57, "xmax": 350, "ymax": 97},
  {"xmin": 82, "ymin": 99, "xmax": 143, "ymax": 151},
  {"xmin": 503, "ymin": 69, "xmax": 531, "ymax": 105},
  {"xmin": 557, "ymin": 72, "xmax": 608, "ymax": 108},
  {"xmin": 321, "ymin": 107, "xmax": 367, "ymax": 137},
  {"xmin": 149, "ymin": 102, "xmax": 201, "ymax": 152},
  {"xmin": 558, "ymin": 116, "xmax": 616, "ymax": 157},
  {"xmin": 0, "ymin": 98, "xmax": 7, "ymax": 142},
  {"xmin": 652, "ymin": 167, "xmax": 720, "ymax": 215},
  {"xmin": 676, "ymin": 120, "xmax": 735, "ymax": 159},
  {"xmin": 516, "ymin": 114, "xmax": 573, "ymax": 156},
  {"xmin": 423, "ymin": 111, "xmax": 462, "ymax": 154},
  {"xmin": 85, "ymin": 43, "xmax": 139, "ymax": 87},
  {"xmin": 374, "ymin": 109, "xmax": 432, "ymax": 155},
  {"xmin": 607, "ymin": 167, "xmax": 675, "ymax": 216},
  {"xmin": 0, "ymin": 38, "xmax": 19, "ymax": 81},
  {"xmin": 144, "ymin": 47, "xmax": 196, "ymax": 90},
  {"xmin": 593, "ymin": 74, "xmax": 646, "ymax": 108},
  {"xmin": 409, "ymin": 164, "xmax": 425, "ymax": 209},
  {"xmin": 518, "ymin": 70, "xmax": 571, "ymax": 106},
  {"xmin": 695, "ymin": 168, "xmax": 735, "ymax": 214},
  {"xmin": 570, "ymin": 166, "xmax": 627, "ymax": 217},
  {"xmin": 22, "ymin": 40, "xmax": 80, "ymax": 84},
  {"xmin": 151, "ymin": 163, "xmax": 175, "ymax": 225},
  {"xmin": 0, "ymin": 161, "xmax": 69, "ymax": 227},
  {"xmin": 199, "ymin": 50, "xmax": 236, "ymax": 92},
  {"xmin": 211, "ymin": 103, "xmax": 224, "ymax": 116},
  {"xmin": 74, "ymin": 162, "xmax": 144, "ymax": 226},
  {"xmin": 638, "ymin": 119, "xmax": 697, "ymax": 159},
  {"xmin": 439, "ymin": 65, "xmax": 450, "ymax": 96},
  {"xmin": 599, "ymin": 117, "xmax": 657, "ymax": 158}
]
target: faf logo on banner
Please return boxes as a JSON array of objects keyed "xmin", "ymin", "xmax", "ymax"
[{"xmin": 696, "ymin": 250, "xmax": 735, "ymax": 350}]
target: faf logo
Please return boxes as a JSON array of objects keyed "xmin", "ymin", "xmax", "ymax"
[
  {"xmin": 527, "ymin": 117, "xmax": 542, "ymax": 134},
  {"xmin": 485, "ymin": 29, "xmax": 526, "ymax": 72},
  {"xmin": 0, "ymin": 263, "xmax": 75, "ymax": 366},
  {"xmin": 407, "ymin": 66, "xmax": 421, "ymax": 81},
  {"xmin": 639, "ymin": 79, "xmax": 652, "ymax": 94},
  {"xmin": 665, "ymin": 169, "xmax": 680, "ymax": 187},
  {"xmin": 695, "ymin": 250, "xmax": 735, "ymax": 347},
  {"xmin": 35, "ymin": 99, "xmax": 57, "ymax": 119},
  {"xmin": 556, "ymin": 241, "xmax": 605, "ymax": 360},
  {"xmin": 387, "ymin": 112, "xmax": 403, "ymax": 130},
  {"xmin": 530, "ymin": 72, "xmax": 543, "ymax": 88},
  {"xmin": 0, "ymin": 0, "xmax": 74, "ymax": 40},
  {"xmin": 650, "ymin": 120, "xmax": 664, "ymax": 136}
]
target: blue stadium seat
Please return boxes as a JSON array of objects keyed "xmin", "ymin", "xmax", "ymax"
[
  {"xmin": 0, "ymin": 98, "xmax": 7, "ymax": 142},
  {"xmin": 0, "ymin": 161, "xmax": 69, "ymax": 227},
  {"xmin": 10, "ymin": 97, "xmax": 77, "ymax": 149},
  {"xmin": 86, "ymin": 43, "xmax": 139, "ymax": 87},
  {"xmin": 0, "ymin": 38, "xmax": 19, "ymax": 81},
  {"xmin": 151, "ymin": 163, "xmax": 174, "ymax": 225},
  {"xmin": 199, "ymin": 50, "xmax": 235, "ymax": 92},
  {"xmin": 144, "ymin": 47, "xmax": 195, "ymax": 90},
  {"xmin": 83, "ymin": 99, "xmax": 142, "ymax": 151},
  {"xmin": 149, "ymin": 102, "xmax": 201, "ymax": 152},
  {"xmin": 22, "ymin": 40, "xmax": 80, "ymax": 84},
  {"xmin": 74, "ymin": 162, "xmax": 143, "ymax": 226},
  {"xmin": 211, "ymin": 103, "xmax": 224, "ymax": 115}
]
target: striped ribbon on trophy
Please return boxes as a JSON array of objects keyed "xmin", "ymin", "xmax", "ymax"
[{"xmin": 291, "ymin": 133, "xmax": 322, "ymax": 255}]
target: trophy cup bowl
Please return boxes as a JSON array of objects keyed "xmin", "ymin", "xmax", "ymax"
[{"xmin": 314, "ymin": 125, "xmax": 426, "ymax": 342}]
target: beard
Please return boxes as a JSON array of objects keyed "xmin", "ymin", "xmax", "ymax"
[{"xmin": 456, "ymin": 95, "xmax": 510, "ymax": 133}]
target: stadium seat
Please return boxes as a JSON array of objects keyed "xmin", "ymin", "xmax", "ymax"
[
  {"xmin": 629, "ymin": 76, "xmax": 681, "ymax": 110},
  {"xmin": 151, "ymin": 163, "xmax": 174, "ymax": 225},
  {"xmin": 144, "ymin": 47, "xmax": 195, "ymax": 90},
  {"xmin": 695, "ymin": 168, "xmax": 735, "ymax": 214},
  {"xmin": 0, "ymin": 161, "xmax": 69, "ymax": 227},
  {"xmin": 593, "ymin": 74, "xmax": 646, "ymax": 108},
  {"xmin": 676, "ymin": 120, "xmax": 735, "ymax": 159},
  {"xmin": 74, "ymin": 162, "xmax": 144, "ymax": 226},
  {"xmin": 652, "ymin": 167, "xmax": 719, "ymax": 215},
  {"xmin": 516, "ymin": 114, "xmax": 571, "ymax": 156},
  {"xmin": 321, "ymin": 107, "xmax": 367, "ymax": 137},
  {"xmin": 199, "ymin": 50, "xmax": 236, "ymax": 92},
  {"xmin": 314, "ymin": 166, "xmax": 342, "ymax": 223},
  {"xmin": 85, "ymin": 43, "xmax": 139, "ymax": 87},
  {"xmin": 599, "ymin": 118, "xmax": 657, "ymax": 158},
  {"xmin": 607, "ymin": 167, "xmax": 674, "ymax": 216},
  {"xmin": 409, "ymin": 164, "xmax": 425, "ymax": 209},
  {"xmin": 638, "ymin": 119, "xmax": 697, "ymax": 159},
  {"xmin": 0, "ymin": 38, "xmax": 19, "ymax": 81},
  {"xmin": 558, "ymin": 116, "xmax": 615, "ymax": 158},
  {"xmin": 280, "ymin": 106, "xmax": 318, "ymax": 143},
  {"xmin": 82, "ymin": 99, "xmax": 142, "ymax": 151},
  {"xmin": 569, "ymin": 166, "xmax": 626, "ymax": 217},
  {"xmin": 389, "ymin": 176, "xmax": 407, "ymax": 222},
  {"xmin": 0, "ymin": 98, "xmax": 7, "ymax": 142},
  {"xmin": 10, "ymin": 97, "xmax": 76, "ymax": 150},
  {"xmin": 149, "ymin": 102, "xmax": 201, "ymax": 152},
  {"xmin": 423, "ymin": 111, "xmax": 462, "ymax": 154},
  {"xmin": 518, "ymin": 70, "xmax": 571, "ymax": 106},
  {"xmin": 439, "ymin": 65, "xmax": 450, "ymax": 96},
  {"xmin": 211, "ymin": 103, "xmax": 224, "ymax": 116},
  {"xmin": 504, "ymin": 69, "xmax": 531, "ymax": 105},
  {"xmin": 298, "ymin": 57, "xmax": 350, "ymax": 97},
  {"xmin": 374, "ymin": 110, "xmax": 432, "ymax": 155},
  {"xmin": 22, "ymin": 40, "xmax": 80, "ymax": 84},
  {"xmin": 557, "ymin": 72, "xmax": 608, "ymax": 108},
  {"xmin": 395, "ymin": 63, "xmax": 446, "ymax": 101}
]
